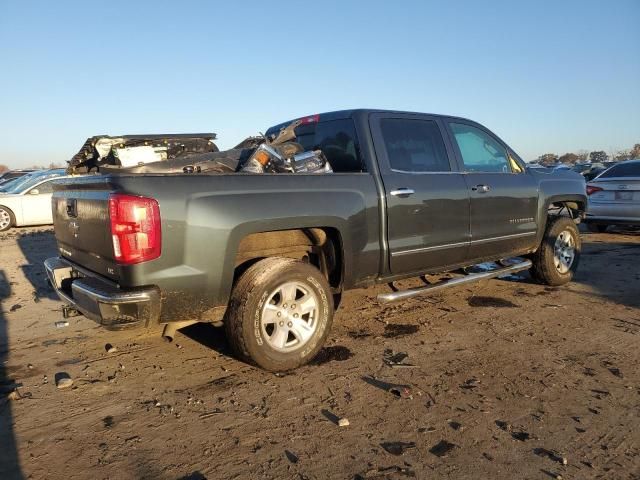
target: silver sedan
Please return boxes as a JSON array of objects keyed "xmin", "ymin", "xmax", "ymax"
[{"xmin": 585, "ymin": 160, "xmax": 640, "ymax": 232}]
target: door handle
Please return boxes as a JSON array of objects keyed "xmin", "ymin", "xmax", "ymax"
[
  {"xmin": 390, "ymin": 188, "xmax": 415, "ymax": 197},
  {"xmin": 66, "ymin": 198, "xmax": 77, "ymax": 217},
  {"xmin": 472, "ymin": 184, "xmax": 490, "ymax": 193}
]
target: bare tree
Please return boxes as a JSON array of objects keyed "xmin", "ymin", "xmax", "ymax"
[
  {"xmin": 0, "ymin": 164, "xmax": 8, "ymax": 173},
  {"xmin": 576, "ymin": 150, "xmax": 589, "ymax": 162},
  {"xmin": 537, "ymin": 153, "xmax": 558, "ymax": 166},
  {"xmin": 558, "ymin": 153, "xmax": 580, "ymax": 165},
  {"xmin": 615, "ymin": 150, "xmax": 631, "ymax": 161},
  {"xmin": 589, "ymin": 151, "xmax": 609, "ymax": 163}
]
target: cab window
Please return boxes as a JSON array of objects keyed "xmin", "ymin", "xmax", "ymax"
[
  {"xmin": 380, "ymin": 118, "xmax": 451, "ymax": 173},
  {"xmin": 450, "ymin": 123, "xmax": 510, "ymax": 173},
  {"xmin": 272, "ymin": 119, "xmax": 365, "ymax": 172}
]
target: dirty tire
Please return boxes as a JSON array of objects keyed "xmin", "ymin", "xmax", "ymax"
[
  {"xmin": 530, "ymin": 216, "xmax": 581, "ymax": 286},
  {"xmin": 0, "ymin": 206, "xmax": 15, "ymax": 232},
  {"xmin": 587, "ymin": 223, "xmax": 608, "ymax": 233},
  {"xmin": 225, "ymin": 257, "xmax": 334, "ymax": 371}
]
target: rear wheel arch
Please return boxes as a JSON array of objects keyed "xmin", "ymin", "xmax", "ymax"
[{"xmin": 232, "ymin": 227, "xmax": 345, "ymax": 292}]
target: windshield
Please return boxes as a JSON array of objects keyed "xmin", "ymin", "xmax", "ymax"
[{"xmin": 3, "ymin": 170, "xmax": 64, "ymax": 194}]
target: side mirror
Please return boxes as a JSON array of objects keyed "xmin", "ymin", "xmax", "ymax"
[{"xmin": 29, "ymin": 189, "xmax": 39, "ymax": 195}]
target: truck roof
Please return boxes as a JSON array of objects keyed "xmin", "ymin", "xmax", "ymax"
[{"xmin": 266, "ymin": 109, "xmax": 474, "ymax": 134}]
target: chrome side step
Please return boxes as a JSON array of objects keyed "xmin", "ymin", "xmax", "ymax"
[{"xmin": 377, "ymin": 259, "xmax": 532, "ymax": 304}]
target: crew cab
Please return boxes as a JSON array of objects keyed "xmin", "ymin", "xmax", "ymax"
[{"xmin": 45, "ymin": 110, "xmax": 587, "ymax": 371}]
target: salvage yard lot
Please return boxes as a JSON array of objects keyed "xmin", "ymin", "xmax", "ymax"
[{"xmin": 1, "ymin": 227, "xmax": 638, "ymax": 480}]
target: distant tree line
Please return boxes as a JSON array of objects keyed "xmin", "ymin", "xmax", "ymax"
[
  {"xmin": 0, "ymin": 162, "xmax": 64, "ymax": 173},
  {"xmin": 536, "ymin": 143, "xmax": 640, "ymax": 166}
]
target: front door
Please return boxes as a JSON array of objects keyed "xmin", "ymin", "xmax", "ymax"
[
  {"xmin": 370, "ymin": 113, "xmax": 470, "ymax": 276},
  {"xmin": 446, "ymin": 121, "xmax": 539, "ymax": 260}
]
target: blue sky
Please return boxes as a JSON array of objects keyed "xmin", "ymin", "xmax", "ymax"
[{"xmin": 0, "ymin": 0, "xmax": 638, "ymax": 167}]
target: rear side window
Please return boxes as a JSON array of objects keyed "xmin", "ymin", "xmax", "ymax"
[
  {"xmin": 281, "ymin": 119, "xmax": 364, "ymax": 172},
  {"xmin": 450, "ymin": 123, "xmax": 510, "ymax": 173},
  {"xmin": 380, "ymin": 119, "xmax": 450, "ymax": 173},
  {"xmin": 29, "ymin": 179, "xmax": 55, "ymax": 194},
  {"xmin": 598, "ymin": 162, "xmax": 640, "ymax": 178}
]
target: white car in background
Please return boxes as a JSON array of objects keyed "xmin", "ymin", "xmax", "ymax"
[
  {"xmin": 0, "ymin": 169, "xmax": 70, "ymax": 231},
  {"xmin": 585, "ymin": 159, "xmax": 640, "ymax": 232}
]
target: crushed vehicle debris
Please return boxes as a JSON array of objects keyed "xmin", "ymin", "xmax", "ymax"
[
  {"xmin": 68, "ymin": 133, "xmax": 220, "ymax": 174},
  {"xmin": 241, "ymin": 120, "xmax": 332, "ymax": 174},
  {"xmin": 67, "ymin": 119, "xmax": 333, "ymax": 176}
]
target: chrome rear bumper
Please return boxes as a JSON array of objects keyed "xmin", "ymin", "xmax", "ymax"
[{"xmin": 44, "ymin": 257, "xmax": 161, "ymax": 330}]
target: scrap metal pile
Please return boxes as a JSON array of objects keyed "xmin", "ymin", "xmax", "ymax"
[
  {"xmin": 66, "ymin": 120, "xmax": 332, "ymax": 175},
  {"xmin": 239, "ymin": 120, "xmax": 332, "ymax": 174}
]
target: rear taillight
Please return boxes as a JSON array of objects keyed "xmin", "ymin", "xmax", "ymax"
[
  {"xmin": 586, "ymin": 185, "xmax": 603, "ymax": 195},
  {"xmin": 109, "ymin": 193, "xmax": 161, "ymax": 265}
]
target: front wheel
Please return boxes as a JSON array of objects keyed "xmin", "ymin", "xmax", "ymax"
[
  {"xmin": 0, "ymin": 206, "xmax": 15, "ymax": 232},
  {"xmin": 225, "ymin": 257, "xmax": 334, "ymax": 371},
  {"xmin": 530, "ymin": 216, "xmax": 581, "ymax": 286}
]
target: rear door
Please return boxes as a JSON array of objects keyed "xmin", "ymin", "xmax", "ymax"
[
  {"xmin": 445, "ymin": 121, "xmax": 539, "ymax": 260},
  {"xmin": 370, "ymin": 112, "xmax": 470, "ymax": 275}
]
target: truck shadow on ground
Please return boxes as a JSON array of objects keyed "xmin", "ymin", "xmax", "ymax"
[
  {"xmin": 179, "ymin": 322, "xmax": 233, "ymax": 356},
  {"xmin": 0, "ymin": 270, "xmax": 24, "ymax": 480},
  {"xmin": 15, "ymin": 229, "xmax": 58, "ymax": 302},
  {"xmin": 572, "ymin": 236, "xmax": 640, "ymax": 309},
  {"xmin": 500, "ymin": 229, "xmax": 640, "ymax": 310}
]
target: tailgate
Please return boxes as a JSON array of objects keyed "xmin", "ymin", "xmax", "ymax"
[{"xmin": 52, "ymin": 175, "xmax": 118, "ymax": 280}]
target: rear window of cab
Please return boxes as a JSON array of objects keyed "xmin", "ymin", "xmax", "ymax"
[{"xmin": 266, "ymin": 118, "xmax": 365, "ymax": 172}]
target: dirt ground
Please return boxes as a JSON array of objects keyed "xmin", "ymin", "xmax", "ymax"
[{"xmin": 0, "ymin": 226, "xmax": 638, "ymax": 480}]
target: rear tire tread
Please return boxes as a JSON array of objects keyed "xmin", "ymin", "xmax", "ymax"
[{"xmin": 225, "ymin": 257, "xmax": 332, "ymax": 371}]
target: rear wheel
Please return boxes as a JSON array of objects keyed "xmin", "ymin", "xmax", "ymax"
[
  {"xmin": 225, "ymin": 257, "xmax": 333, "ymax": 371},
  {"xmin": 587, "ymin": 223, "xmax": 608, "ymax": 233},
  {"xmin": 530, "ymin": 216, "xmax": 581, "ymax": 286},
  {"xmin": 0, "ymin": 206, "xmax": 15, "ymax": 232}
]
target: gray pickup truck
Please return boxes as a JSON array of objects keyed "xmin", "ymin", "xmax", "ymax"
[{"xmin": 45, "ymin": 109, "xmax": 587, "ymax": 371}]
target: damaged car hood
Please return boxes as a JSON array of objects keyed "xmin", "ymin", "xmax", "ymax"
[{"xmin": 68, "ymin": 133, "xmax": 219, "ymax": 173}]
